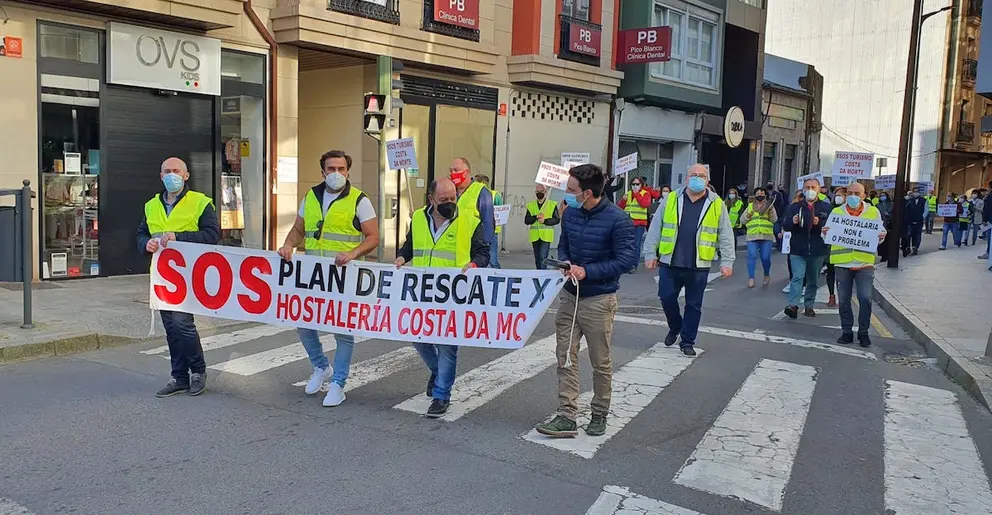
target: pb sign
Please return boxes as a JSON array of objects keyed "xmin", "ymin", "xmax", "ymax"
[
  {"xmin": 568, "ymin": 23, "xmax": 602, "ymax": 57},
  {"xmin": 616, "ymin": 27, "xmax": 673, "ymax": 65},
  {"xmin": 433, "ymin": 0, "xmax": 480, "ymax": 30}
]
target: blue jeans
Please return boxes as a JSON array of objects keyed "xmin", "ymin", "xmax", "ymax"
[
  {"xmin": 971, "ymin": 222, "xmax": 982, "ymax": 245},
  {"xmin": 161, "ymin": 311, "xmax": 205, "ymax": 382},
  {"xmin": 746, "ymin": 240, "xmax": 772, "ymax": 279},
  {"xmin": 632, "ymin": 225, "xmax": 646, "ymax": 270},
  {"xmin": 413, "ymin": 343, "xmax": 458, "ymax": 401},
  {"xmin": 489, "ymin": 236, "xmax": 501, "ymax": 268},
  {"xmin": 658, "ymin": 266, "xmax": 709, "ymax": 347},
  {"xmin": 297, "ymin": 328, "xmax": 355, "ymax": 387},
  {"xmin": 532, "ymin": 240, "xmax": 551, "ymax": 269},
  {"xmin": 788, "ymin": 254, "xmax": 825, "ymax": 308},
  {"xmin": 835, "ymin": 266, "xmax": 874, "ymax": 336},
  {"xmin": 941, "ymin": 222, "xmax": 962, "ymax": 247}
]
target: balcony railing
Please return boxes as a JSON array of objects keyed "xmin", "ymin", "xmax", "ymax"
[
  {"xmin": 957, "ymin": 121, "xmax": 976, "ymax": 142},
  {"xmin": 328, "ymin": 0, "xmax": 400, "ymax": 25},
  {"xmin": 558, "ymin": 14, "xmax": 602, "ymax": 67},
  {"xmin": 422, "ymin": 0, "xmax": 480, "ymax": 42},
  {"xmin": 969, "ymin": 0, "xmax": 983, "ymax": 20},
  {"xmin": 963, "ymin": 59, "xmax": 979, "ymax": 86}
]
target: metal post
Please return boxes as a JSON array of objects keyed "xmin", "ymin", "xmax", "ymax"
[
  {"xmin": 376, "ymin": 56, "xmax": 392, "ymax": 263},
  {"xmin": 888, "ymin": 0, "xmax": 924, "ymax": 269},
  {"xmin": 20, "ymin": 180, "xmax": 33, "ymax": 329}
]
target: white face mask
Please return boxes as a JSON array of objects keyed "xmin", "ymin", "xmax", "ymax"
[
  {"xmin": 325, "ymin": 172, "xmax": 347, "ymax": 191},
  {"xmin": 632, "ymin": 185, "xmax": 641, "ymax": 192},
  {"xmin": 804, "ymin": 189, "xmax": 818, "ymax": 201},
  {"xmin": 834, "ymin": 195, "xmax": 845, "ymax": 205}
]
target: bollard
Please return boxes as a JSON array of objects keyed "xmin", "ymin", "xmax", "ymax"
[{"xmin": 19, "ymin": 180, "xmax": 33, "ymax": 329}]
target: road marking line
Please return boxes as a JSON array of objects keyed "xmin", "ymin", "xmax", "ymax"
[
  {"xmin": 292, "ymin": 346, "xmax": 420, "ymax": 392},
  {"xmin": 586, "ymin": 485, "xmax": 706, "ymax": 515},
  {"xmin": 208, "ymin": 335, "xmax": 367, "ymax": 376},
  {"xmin": 771, "ymin": 308, "xmax": 840, "ymax": 321},
  {"xmin": 394, "ymin": 335, "xmax": 561, "ymax": 420},
  {"xmin": 142, "ymin": 324, "xmax": 291, "ymax": 355},
  {"xmin": 884, "ymin": 380, "xmax": 992, "ymax": 515},
  {"xmin": 609, "ymin": 314, "xmax": 876, "ymax": 360},
  {"xmin": 673, "ymin": 359, "xmax": 818, "ymax": 512},
  {"xmin": 522, "ymin": 343, "xmax": 701, "ymax": 459},
  {"xmin": 0, "ymin": 498, "xmax": 35, "ymax": 515},
  {"xmin": 853, "ymin": 297, "xmax": 894, "ymax": 338}
]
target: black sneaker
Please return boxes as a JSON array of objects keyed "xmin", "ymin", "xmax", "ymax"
[
  {"xmin": 188, "ymin": 372, "xmax": 206, "ymax": 396},
  {"xmin": 784, "ymin": 306, "xmax": 799, "ymax": 319},
  {"xmin": 803, "ymin": 307, "xmax": 816, "ymax": 317},
  {"xmin": 681, "ymin": 346, "xmax": 697, "ymax": 357},
  {"xmin": 858, "ymin": 334, "xmax": 872, "ymax": 348},
  {"xmin": 535, "ymin": 415, "xmax": 578, "ymax": 438},
  {"xmin": 837, "ymin": 333, "xmax": 854, "ymax": 345},
  {"xmin": 664, "ymin": 331, "xmax": 679, "ymax": 347},
  {"xmin": 912, "ymin": 248, "xmax": 919, "ymax": 256},
  {"xmin": 425, "ymin": 399, "xmax": 449, "ymax": 418},
  {"xmin": 155, "ymin": 378, "xmax": 189, "ymax": 398},
  {"xmin": 426, "ymin": 373, "xmax": 436, "ymax": 397}
]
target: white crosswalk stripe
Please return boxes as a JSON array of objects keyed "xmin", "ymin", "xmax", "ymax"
[
  {"xmin": 208, "ymin": 335, "xmax": 367, "ymax": 376},
  {"xmin": 672, "ymin": 359, "xmax": 817, "ymax": 512},
  {"xmin": 0, "ymin": 498, "xmax": 35, "ymax": 515},
  {"xmin": 585, "ymin": 486, "xmax": 705, "ymax": 515},
  {"xmin": 141, "ymin": 324, "xmax": 291, "ymax": 355},
  {"xmin": 522, "ymin": 343, "xmax": 701, "ymax": 459},
  {"xmin": 292, "ymin": 346, "xmax": 421, "ymax": 392}
]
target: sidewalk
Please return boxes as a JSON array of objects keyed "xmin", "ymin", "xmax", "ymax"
[
  {"xmin": 873, "ymin": 236, "xmax": 992, "ymax": 409},
  {"xmin": 0, "ymin": 275, "xmax": 247, "ymax": 363}
]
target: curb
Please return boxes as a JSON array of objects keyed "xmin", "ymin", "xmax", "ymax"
[
  {"xmin": 873, "ymin": 283, "xmax": 992, "ymax": 411},
  {"xmin": 0, "ymin": 321, "xmax": 261, "ymax": 365}
]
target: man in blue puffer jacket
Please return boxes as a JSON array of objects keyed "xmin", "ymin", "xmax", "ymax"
[{"xmin": 534, "ymin": 163, "xmax": 637, "ymax": 439}]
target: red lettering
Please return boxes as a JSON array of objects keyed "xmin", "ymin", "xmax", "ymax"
[
  {"xmin": 276, "ymin": 293, "xmax": 289, "ymax": 319},
  {"xmin": 358, "ymin": 303, "xmax": 371, "ymax": 331},
  {"xmin": 477, "ymin": 312, "xmax": 490, "ymax": 339},
  {"xmin": 410, "ymin": 309, "xmax": 424, "ymax": 336},
  {"xmin": 288, "ymin": 295, "xmax": 301, "ymax": 321},
  {"xmin": 154, "ymin": 248, "xmax": 186, "ymax": 305},
  {"xmin": 445, "ymin": 310, "xmax": 457, "ymax": 337},
  {"xmin": 512, "ymin": 313, "xmax": 526, "ymax": 341},
  {"xmin": 237, "ymin": 257, "xmax": 271, "ymax": 315},
  {"xmin": 303, "ymin": 297, "xmax": 315, "ymax": 322},
  {"xmin": 323, "ymin": 299, "xmax": 336, "ymax": 325},
  {"xmin": 496, "ymin": 312, "xmax": 513, "ymax": 340},
  {"xmin": 347, "ymin": 302, "xmax": 359, "ymax": 329},
  {"xmin": 424, "ymin": 309, "xmax": 436, "ymax": 336},
  {"xmin": 399, "ymin": 307, "xmax": 411, "ymax": 334},
  {"xmin": 192, "ymin": 251, "xmax": 233, "ymax": 310},
  {"xmin": 464, "ymin": 311, "xmax": 477, "ymax": 338}
]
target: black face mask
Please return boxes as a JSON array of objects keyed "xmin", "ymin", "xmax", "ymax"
[
  {"xmin": 536, "ymin": 192, "xmax": 545, "ymax": 200},
  {"xmin": 436, "ymin": 202, "xmax": 457, "ymax": 220},
  {"xmin": 755, "ymin": 195, "xmax": 766, "ymax": 202}
]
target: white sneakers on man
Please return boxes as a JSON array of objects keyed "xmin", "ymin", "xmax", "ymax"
[
  {"xmin": 304, "ymin": 367, "xmax": 331, "ymax": 395},
  {"xmin": 322, "ymin": 383, "xmax": 346, "ymax": 407}
]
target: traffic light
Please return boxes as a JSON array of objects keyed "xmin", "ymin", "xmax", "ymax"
[
  {"xmin": 364, "ymin": 93, "xmax": 386, "ymax": 134},
  {"xmin": 390, "ymin": 60, "xmax": 404, "ymax": 110}
]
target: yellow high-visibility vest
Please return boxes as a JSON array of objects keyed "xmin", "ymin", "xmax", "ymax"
[
  {"xmin": 829, "ymin": 204, "xmax": 881, "ymax": 268},
  {"xmin": 302, "ymin": 185, "xmax": 365, "ymax": 258},
  {"xmin": 410, "ymin": 207, "xmax": 479, "ymax": 268},
  {"xmin": 457, "ymin": 181, "xmax": 485, "ymax": 221},
  {"xmin": 144, "ymin": 190, "xmax": 213, "ymax": 236},
  {"xmin": 658, "ymin": 193, "xmax": 724, "ymax": 262},
  {"xmin": 489, "ymin": 187, "xmax": 503, "ymax": 235},
  {"xmin": 927, "ymin": 195, "xmax": 937, "ymax": 210},
  {"xmin": 526, "ymin": 199, "xmax": 557, "ymax": 243},
  {"xmin": 728, "ymin": 199, "xmax": 744, "ymax": 228},
  {"xmin": 624, "ymin": 191, "xmax": 649, "ymax": 222},
  {"xmin": 745, "ymin": 204, "xmax": 774, "ymax": 236}
]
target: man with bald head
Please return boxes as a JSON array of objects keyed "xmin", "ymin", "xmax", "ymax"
[
  {"xmin": 395, "ymin": 177, "xmax": 489, "ymax": 418},
  {"xmin": 644, "ymin": 163, "xmax": 735, "ymax": 357},
  {"xmin": 524, "ymin": 183, "xmax": 560, "ymax": 269},
  {"xmin": 138, "ymin": 157, "xmax": 220, "ymax": 397}
]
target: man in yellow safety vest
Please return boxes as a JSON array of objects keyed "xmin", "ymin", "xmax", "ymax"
[
  {"xmin": 448, "ymin": 157, "xmax": 496, "ymax": 268},
  {"xmin": 524, "ymin": 184, "xmax": 560, "ymax": 269},
  {"xmin": 138, "ymin": 157, "xmax": 220, "ymax": 398},
  {"xmin": 823, "ymin": 181, "xmax": 886, "ymax": 348},
  {"xmin": 925, "ymin": 192, "xmax": 938, "ymax": 233},
  {"xmin": 277, "ymin": 150, "xmax": 380, "ymax": 407},
  {"xmin": 395, "ymin": 177, "xmax": 490, "ymax": 418}
]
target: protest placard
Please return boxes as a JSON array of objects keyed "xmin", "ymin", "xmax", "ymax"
[
  {"xmin": 536, "ymin": 161, "xmax": 570, "ymax": 191},
  {"xmin": 824, "ymin": 213, "xmax": 882, "ymax": 252},
  {"xmin": 385, "ymin": 138, "xmax": 418, "ymax": 170},
  {"xmin": 937, "ymin": 204, "xmax": 959, "ymax": 217},
  {"xmin": 493, "ymin": 205, "xmax": 511, "ymax": 226},
  {"xmin": 781, "ymin": 232, "xmax": 791, "ymax": 255},
  {"xmin": 149, "ymin": 243, "xmax": 566, "ymax": 349},
  {"xmin": 615, "ymin": 153, "xmax": 638, "ymax": 175},
  {"xmin": 831, "ymin": 151, "xmax": 874, "ymax": 181},
  {"xmin": 874, "ymin": 174, "xmax": 896, "ymax": 190},
  {"xmin": 796, "ymin": 171, "xmax": 825, "ymax": 191},
  {"xmin": 561, "ymin": 153, "xmax": 590, "ymax": 169}
]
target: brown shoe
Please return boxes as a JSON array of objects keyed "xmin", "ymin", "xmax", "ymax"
[{"xmin": 803, "ymin": 307, "xmax": 816, "ymax": 317}]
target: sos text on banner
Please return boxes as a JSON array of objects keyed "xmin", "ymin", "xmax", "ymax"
[
  {"xmin": 825, "ymin": 213, "xmax": 882, "ymax": 252},
  {"xmin": 149, "ymin": 242, "xmax": 566, "ymax": 349}
]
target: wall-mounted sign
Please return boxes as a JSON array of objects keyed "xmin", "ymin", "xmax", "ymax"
[
  {"xmin": 723, "ymin": 106, "xmax": 745, "ymax": 148},
  {"xmin": 434, "ymin": 0, "xmax": 480, "ymax": 30},
  {"xmin": 1, "ymin": 36, "xmax": 23, "ymax": 59},
  {"xmin": 568, "ymin": 23, "xmax": 602, "ymax": 57},
  {"xmin": 222, "ymin": 96, "xmax": 241, "ymax": 114},
  {"xmin": 616, "ymin": 27, "xmax": 672, "ymax": 64},
  {"xmin": 108, "ymin": 22, "xmax": 221, "ymax": 96}
]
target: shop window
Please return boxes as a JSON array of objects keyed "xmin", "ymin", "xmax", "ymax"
[
  {"xmin": 762, "ymin": 141, "xmax": 777, "ymax": 186},
  {"xmin": 563, "ymin": 0, "xmax": 591, "ymax": 20},
  {"xmin": 39, "ymin": 24, "xmax": 99, "ymax": 64},
  {"xmin": 784, "ymin": 144, "xmax": 797, "ymax": 181},
  {"xmin": 651, "ymin": 2, "xmax": 720, "ymax": 90}
]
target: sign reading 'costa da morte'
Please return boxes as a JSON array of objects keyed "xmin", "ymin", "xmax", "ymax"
[{"xmin": 108, "ymin": 22, "xmax": 221, "ymax": 96}]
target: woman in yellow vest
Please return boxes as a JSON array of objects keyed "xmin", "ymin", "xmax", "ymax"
[
  {"xmin": 524, "ymin": 184, "xmax": 559, "ymax": 269},
  {"xmin": 137, "ymin": 157, "xmax": 220, "ymax": 398},
  {"xmin": 395, "ymin": 178, "xmax": 490, "ymax": 418},
  {"xmin": 739, "ymin": 187, "xmax": 778, "ymax": 288}
]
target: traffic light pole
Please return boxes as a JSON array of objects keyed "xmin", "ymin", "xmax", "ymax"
[{"xmin": 375, "ymin": 56, "xmax": 392, "ymax": 263}]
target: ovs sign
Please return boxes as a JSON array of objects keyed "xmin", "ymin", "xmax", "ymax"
[{"xmin": 108, "ymin": 22, "xmax": 221, "ymax": 96}]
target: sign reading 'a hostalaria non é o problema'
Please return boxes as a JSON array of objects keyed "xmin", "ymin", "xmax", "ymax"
[
  {"xmin": 825, "ymin": 213, "xmax": 882, "ymax": 252},
  {"xmin": 831, "ymin": 151, "xmax": 875, "ymax": 181}
]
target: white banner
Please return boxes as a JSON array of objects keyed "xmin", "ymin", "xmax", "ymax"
[
  {"xmin": 561, "ymin": 152, "xmax": 590, "ymax": 169},
  {"xmin": 796, "ymin": 171, "xmax": 825, "ymax": 191},
  {"xmin": 831, "ymin": 151, "xmax": 874, "ymax": 181},
  {"xmin": 781, "ymin": 232, "xmax": 791, "ymax": 254},
  {"xmin": 493, "ymin": 204, "xmax": 511, "ymax": 226},
  {"xmin": 615, "ymin": 153, "xmax": 639, "ymax": 175},
  {"xmin": 824, "ymin": 213, "xmax": 882, "ymax": 252},
  {"xmin": 386, "ymin": 138, "xmax": 418, "ymax": 170},
  {"xmin": 536, "ymin": 161, "xmax": 570, "ymax": 191},
  {"xmin": 149, "ymin": 243, "xmax": 565, "ymax": 349},
  {"xmin": 937, "ymin": 204, "xmax": 958, "ymax": 217},
  {"xmin": 874, "ymin": 174, "xmax": 896, "ymax": 190}
]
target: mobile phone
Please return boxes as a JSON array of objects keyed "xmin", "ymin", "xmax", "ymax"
[{"xmin": 544, "ymin": 258, "xmax": 571, "ymax": 270}]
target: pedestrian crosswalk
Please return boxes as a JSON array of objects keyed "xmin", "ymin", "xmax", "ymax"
[
  {"xmin": 0, "ymin": 497, "xmax": 34, "ymax": 515},
  {"xmin": 135, "ymin": 319, "xmax": 992, "ymax": 514}
]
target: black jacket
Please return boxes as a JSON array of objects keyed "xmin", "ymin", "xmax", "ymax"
[
  {"xmin": 782, "ymin": 199, "xmax": 833, "ymax": 257},
  {"xmin": 397, "ymin": 206, "xmax": 490, "ymax": 268},
  {"xmin": 136, "ymin": 187, "xmax": 221, "ymax": 254}
]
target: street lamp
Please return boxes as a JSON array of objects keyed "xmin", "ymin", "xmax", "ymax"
[{"xmin": 888, "ymin": 1, "xmax": 953, "ymax": 268}]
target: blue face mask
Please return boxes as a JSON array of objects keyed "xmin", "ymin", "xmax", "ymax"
[
  {"xmin": 688, "ymin": 176, "xmax": 706, "ymax": 193},
  {"xmin": 564, "ymin": 192, "xmax": 583, "ymax": 209},
  {"xmin": 846, "ymin": 195, "xmax": 862, "ymax": 209},
  {"xmin": 162, "ymin": 173, "xmax": 184, "ymax": 194}
]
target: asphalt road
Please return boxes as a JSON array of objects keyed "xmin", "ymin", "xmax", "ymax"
[{"xmin": 2, "ymin": 241, "xmax": 991, "ymax": 515}]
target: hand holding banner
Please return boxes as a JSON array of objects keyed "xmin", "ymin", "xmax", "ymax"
[
  {"xmin": 824, "ymin": 213, "xmax": 882, "ymax": 252},
  {"xmin": 150, "ymin": 243, "xmax": 565, "ymax": 349}
]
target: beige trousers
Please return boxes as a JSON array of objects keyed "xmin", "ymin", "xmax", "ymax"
[{"xmin": 554, "ymin": 291, "xmax": 618, "ymax": 420}]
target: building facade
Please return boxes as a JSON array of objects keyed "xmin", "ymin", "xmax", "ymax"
[
  {"xmin": 0, "ymin": 0, "xmax": 622, "ymax": 279},
  {"xmin": 758, "ymin": 53, "xmax": 823, "ymax": 192}
]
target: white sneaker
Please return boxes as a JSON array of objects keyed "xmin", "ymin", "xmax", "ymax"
[
  {"xmin": 781, "ymin": 284, "xmax": 790, "ymax": 293},
  {"xmin": 304, "ymin": 367, "xmax": 331, "ymax": 395},
  {"xmin": 322, "ymin": 382, "xmax": 346, "ymax": 407}
]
